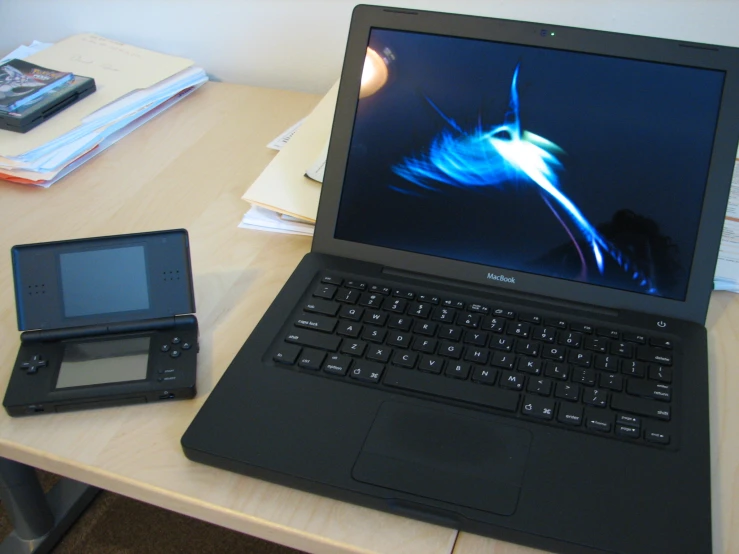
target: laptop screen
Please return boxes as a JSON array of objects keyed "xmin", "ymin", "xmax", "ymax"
[{"xmin": 334, "ymin": 28, "xmax": 725, "ymax": 301}]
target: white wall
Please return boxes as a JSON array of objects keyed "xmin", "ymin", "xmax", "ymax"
[{"xmin": 1, "ymin": 0, "xmax": 738, "ymax": 94}]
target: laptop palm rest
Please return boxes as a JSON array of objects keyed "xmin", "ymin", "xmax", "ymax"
[{"xmin": 352, "ymin": 401, "xmax": 531, "ymax": 516}]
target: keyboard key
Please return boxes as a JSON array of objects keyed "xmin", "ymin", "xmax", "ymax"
[
  {"xmin": 358, "ymin": 293, "xmax": 383, "ymax": 308},
  {"xmin": 568, "ymin": 351, "xmax": 592, "ymax": 367},
  {"xmin": 515, "ymin": 341, "xmax": 540, "ymax": 357},
  {"xmin": 384, "ymin": 366, "xmax": 519, "ymax": 412},
  {"xmin": 611, "ymin": 395, "xmax": 671, "ymax": 421},
  {"xmin": 459, "ymin": 313, "xmax": 481, "ymax": 328},
  {"xmin": 443, "ymin": 299, "xmax": 466, "ymax": 309},
  {"xmin": 526, "ymin": 378, "xmax": 552, "ymax": 396},
  {"xmin": 464, "ymin": 348, "xmax": 490, "ymax": 365},
  {"xmin": 323, "ymin": 354, "xmax": 352, "ymax": 375},
  {"xmin": 609, "ymin": 341, "xmax": 633, "ymax": 358},
  {"xmin": 648, "ymin": 365, "xmax": 673, "ymax": 383},
  {"xmin": 544, "ymin": 362, "xmax": 569, "ymax": 380},
  {"xmin": 586, "ymin": 411, "xmax": 614, "ymax": 433},
  {"xmin": 340, "ymin": 340, "xmax": 367, "ymax": 357},
  {"xmin": 463, "ymin": 331, "xmax": 488, "ymax": 346},
  {"xmin": 649, "ymin": 337, "xmax": 673, "ymax": 349},
  {"xmin": 445, "ymin": 362, "xmax": 471, "ymax": 380},
  {"xmin": 431, "ymin": 306, "xmax": 456, "ymax": 323},
  {"xmin": 533, "ymin": 326, "xmax": 557, "ymax": 343},
  {"xmin": 313, "ymin": 284, "xmax": 337, "ymax": 300},
  {"xmin": 336, "ymin": 289, "xmax": 361, "ymax": 304},
  {"xmin": 622, "ymin": 332, "xmax": 646, "ymax": 344},
  {"xmin": 518, "ymin": 313, "xmax": 542, "ymax": 324},
  {"xmin": 583, "ymin": 388, "xmax": 608, "ymax": 408},
  {"xmin": 555, "ymin": 382, "xmax": 580, "ymax": 402},
  {"xmin": 294, "ymin": 314, "xmax": 337, "ymax": 333},
  {"xmin": 627, "ymin": 380, "xmax": 672, "ymax": 402},
  {"xmin": 491, "ymin": 351, "xmax": 516, "ymax": 370},
  {"xmin": 361, "ymin": 326, "xmax": 386, "ymax": 343},
  {"xmin": 363, "ymin": 310, "xmax": 388, "ymax": 326},
  {"xmin": 414, "ymin": 320, "xmax": 438, "ymax": 336},
  {"xmin": 321, "ymin": 275, "xmax": 343, "ymax": 286},
  {"xmin": 499, "ymin": 371, "xmax": 525, "ymax": 390},
  {"xmin": 369, "ymin": 284, "xmax": 390, "ymax": 295},
  {"xmin": 471, "ymin": 366, "xmax": 497, "ymax": 385},
  {"xmin": 597, "ymin": 328, "xmax": 620, "ymax": 339},
  {"xmin": 482, "ymin": 316, "xmax": 506, "ymax": 333},
  {"xmin": 492, "ymin": 308, "xmax": 516, "ymax": 319},
  {"xmin": 388, "ymin": 316, "xmax": 413, "ymax": 331},
  {"xmin": 518, "ymin": 357, "xmax": 542, "ymax": 375},
  {"xmin": 508, "ymin": 322, "xmax": 530, "ymax": 338},
  {"xmin": 339, "ymin": 305, "xmax": 364, "ymax": 321},
  {"xmin": 273, "ymin": 344, "xmax": 301, "ymax": 365},
  {"xmin": 419, "ymin": 356, "xmax": 444, "ymax": 374},
  {"xmin": 595, "ymin": 355, "xmax": 620, "ymax": 372},
  {"xmin": 367, "ymin": 346, "xmax": 392, "ymax": 363},
  {"xmin": 583, "ymin": 337, "xmax": 608, "ymax": 353},
  {"xmin": 644, "ymin": 430, "xmax": 670, "ymax": 445},
  {"xmin": 558, "ymin": 332, "xmax": 582, "ymax": 348},
  {"xmin": 521, "ymin": 396, "xmax": 555, "ymax": 419},
  {"xmin": 542, "ymin": 345, "xmax": 565, "ymax": 362},
  {"xmin": 468, "ymin": 303, "xmax": 490, "ymax": 314},
  {"xmin": 616, "ymin": 414, "xmax": 641, "ymax": 428},
  {"xmin": 572, "ymin": 368, "xmax": 596, "ymax": 386},
  {"xmin": 616, "ymin": 425, "xmax": 640, "ymax": 439},
  {"xmin": 388, "ymin": 332, "xmax": 411, "ymax": 348},
  {"xmin": 637, "ymin": 347, "xmax": 673, "ymax": 366},
  {"xmin": 438, "ymin": 341, "xmax": 463, "ymax": 359},
  {"xmin": 391, "ymin": 350, "xmax": 418, "ymax": 369},
  {"xmin": 557, "ymin": 403, "xmax": 583, "ymax": 426},
  {"xmin": 286, "ymin": 330, "xmax": 341, "ymax": 351},
  {"xmin": 412, "ymin": 337, "xmax": 437, "ymax": 353},
  {"xmin": 383, "ymin": 297, "xmax": 407, "ymax": 313},
  {"xmin": 546, "ymin": 318, "xmax": 567, "ymax": 329},
  {"xmin": 622, "ymin": 360, "xmax": 646, "ymax": 378},
  {"xmin": 297, "ymin": 348, "xmax": 326, "ymax": 371},
  {"xmin": 337, "ymin": 321, "xmax": 362, "ymax": 338},
  {"xmin": 345, "ymin": 280, "xmax": 367, "ymax": 291},
  {"xmin": 490, "ymin": 336, "xmax": 514, "ymax": 352},
  {"xmin": 417, "ymin": 294, "xmax": 439, "ymax": 304},
  {"xmin": 599, "ymin": 372, "xmax": 623, "ymax": 391},
  {"xmin": 304, "ymin": 299, "xmax": 339, "ymax": 316},
  {"xmin": 569, "ymin": 322, "xmax": 593, "ymax": 334},
  {"xmin": 439, "ymin": 325, "xmax": 462, "ymax": 341},
  {"xmin": 349, "ymin": 361, "xmax": 384, "ymax": 383},
  {"xmin": 393, "ymin": 289, "xmax": 415, "ymax": 300},
  {"xmin": 408, "ymin": 303, "xmax": 432, "ymax": 318}
]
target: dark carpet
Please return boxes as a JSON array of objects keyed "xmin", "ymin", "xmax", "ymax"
[{"xmin": 0, "ymin": 471, "xmax": 304, "ymax": 553}]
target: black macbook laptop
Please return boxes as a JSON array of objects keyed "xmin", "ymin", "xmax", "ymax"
[{"xmin": 183, "ymin": 6, "xmax": 739, "ymax": 553}]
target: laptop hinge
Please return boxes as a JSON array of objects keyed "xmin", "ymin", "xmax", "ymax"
[{"xmin": 381, "ymin": 267, "xmax": 619, "ymax": 318}]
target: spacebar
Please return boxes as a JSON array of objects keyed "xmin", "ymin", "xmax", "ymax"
[{"xmin": 383, "ymin": 367, "xmax": 520, "ymax": 412}]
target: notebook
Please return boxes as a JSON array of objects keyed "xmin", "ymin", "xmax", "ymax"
[{"xmin": 183, "ymin": 6, "xmax": 739, "ymax": 552}]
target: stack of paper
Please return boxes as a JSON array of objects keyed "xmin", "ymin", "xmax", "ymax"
[
  {"xmin": 239, "ymin": 81, "xmax": 337, "ymax": 235},
  {"xmin": 0, "ymin": 35, "xmax": 208, "ymax": 187}
]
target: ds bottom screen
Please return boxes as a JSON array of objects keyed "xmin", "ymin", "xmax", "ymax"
[{"xmin": 56, "ymin": 336, "xmax": 150, "ymax": 389}]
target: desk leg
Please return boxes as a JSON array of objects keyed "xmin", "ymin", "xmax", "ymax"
[{"xmin": 0, "ymin": 458, "xmax": 99, "ymax": 554}]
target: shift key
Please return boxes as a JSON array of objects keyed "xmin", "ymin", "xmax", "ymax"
[{"xmin": 286, "ymin": 329, "xmax": 341, "ymax": 351}]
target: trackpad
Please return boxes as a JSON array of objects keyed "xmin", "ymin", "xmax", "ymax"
[{"xmin": 352, "ymin": 401, "xmax": 532, "ymax": 515}]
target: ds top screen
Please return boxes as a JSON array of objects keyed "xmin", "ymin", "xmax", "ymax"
[
  {"xmin": 59, "ymin": 246, "xmax": 150, "ymax": 318},
  {"xmin": 334, "ymin": 29, "xmax": 726, "ymax": 300}
]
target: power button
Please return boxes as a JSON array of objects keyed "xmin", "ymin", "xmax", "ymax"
[{"xmin": 657, "ymin": 321, "xmax": 667, "ymax": 328}]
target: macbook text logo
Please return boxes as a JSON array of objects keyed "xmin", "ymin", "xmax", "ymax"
[{"xmin": 487, "ymin": 272, "xmax": 516, "ymax": 284}]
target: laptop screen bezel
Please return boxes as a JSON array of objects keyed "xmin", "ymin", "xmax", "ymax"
[{"xmin": 312, "ymin": 5, "xmax": 739, "ymax": 325}]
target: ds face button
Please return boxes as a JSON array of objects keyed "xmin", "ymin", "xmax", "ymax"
[
  {"xmin": 170, "ymin": 350, "xmax": 181, "ymax": 358},
  {"xmin": 160, "ymin": 344, "xmax": 170, "ymax": 352}
]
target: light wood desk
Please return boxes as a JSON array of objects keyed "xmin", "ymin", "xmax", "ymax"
[{"xmin": 0, "ymin": 81, "xmax": 737, "ymax": 554}]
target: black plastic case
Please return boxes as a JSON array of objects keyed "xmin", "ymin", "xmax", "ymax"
[{"xmin": 4, "ymin": 229, "xmax": 198, "ymax": 416}]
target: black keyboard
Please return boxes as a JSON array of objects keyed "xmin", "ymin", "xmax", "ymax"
[{"xmin": 269, "ymin": 274, "xmax": 676, "ymax": 448}]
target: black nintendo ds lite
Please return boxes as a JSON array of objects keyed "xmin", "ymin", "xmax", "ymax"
[{"xmin": 4, "ymin": 229, "xmax": 198, "ymax": 416}]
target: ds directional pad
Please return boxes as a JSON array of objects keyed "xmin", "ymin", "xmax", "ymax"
[{"xmin": 20, "ymin": 354, "xmax": 47, "ymax": 375}]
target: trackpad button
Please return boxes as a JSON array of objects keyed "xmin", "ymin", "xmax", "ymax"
[{"xmin": 352, "ymin": 401, "xmax": 531, "ymax": 515}]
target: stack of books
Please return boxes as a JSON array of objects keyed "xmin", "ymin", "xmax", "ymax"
[{"xmin": 0, "ymin": 34, "xmax": 208, "ymax": 187}]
